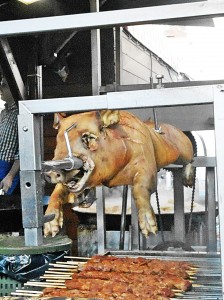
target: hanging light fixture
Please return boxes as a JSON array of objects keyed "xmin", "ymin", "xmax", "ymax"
[{"xmin": 17, "ymin": 0, "xmax": 41, "ymax": 5}]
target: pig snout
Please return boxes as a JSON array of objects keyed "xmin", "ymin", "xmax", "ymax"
[{"xmin": 44, "ymin": 170, "xmax": 66, "ymax": 184}]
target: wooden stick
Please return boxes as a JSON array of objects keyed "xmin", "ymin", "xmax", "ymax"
[
  {"xmin": 40, "ymin": 275, "xmax": 72, "ymax": 279},
  {"xmin": 46, "ymin": 279, "xmax": 66, "ymax": 283},
  {"xmin": 24, "ymin": 282, "xmax": 66, "ymax": 288},
  {"xmin": 190, "ymin": 266, "xmax": 199, "ymax": 270},
  {"xmin": 64, "ymin": 256, "xmax": 90, "ymax": 260},
  {"xmin": 192, "ymin": 283, "xmax": 202, "ymax": 287},
  {"xmin": 49, "ymin": 263, "xmax": 78, "ymax": 268},
  {"xmin": 11, "ymin": 292, "xmax": 42, "ymax": 297},
  {"xmin": 48, "ymin": 267, "xmax": 77, "ymax": 272},
  {"xmin": 15, "ymin": 290, "xmax": 43, "ymax": 294},
  {"xmin": 45, "ymin": 270, "xmax": 74, "ymax": 275},
  {"xmin": 187, "ymin": 270, "xmax": 197, "ymax": 275},
  {"xmin": 41, "ymin": 281, "xmax": 65, "ymax": 286},
  {"xmin": 56, "ymin": 260, "xmax": 86, "ymax": 265}
]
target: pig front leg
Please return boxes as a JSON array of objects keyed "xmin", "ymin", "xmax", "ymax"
[
  {"xmin": 44, "ymin": 183, "xmax": 69, "ymax": 237},
  {"xmin": 132, "ymin": 174, "xmax": 158, "ymax": 237}
]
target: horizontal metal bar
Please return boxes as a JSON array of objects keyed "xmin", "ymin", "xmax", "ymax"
[
  {"xmin": 19, "ymin": 95, "xmax": 108, "ymax": 114},
  {"xmin": 100, "ymin": 80, "xmax": 224, "ymax": 93},
  {"xmin": 167, "ymin": 157, "xmax": 216, "ymax": 168},
  {"xmin": 1, "ymin": 1, "xmax": 224, "ymax": 36},
  {"xmin": 107, "ymin": 86, "xmax": 215, "ymax": 109},
  {"xmin": 18, "ymin": 85, "xmax": 218, "ymax": 115}
]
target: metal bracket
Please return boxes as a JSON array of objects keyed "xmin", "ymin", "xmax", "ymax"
[{"xmin": 42, "ymin": 122, "xmax": 83, "ymax": 171}]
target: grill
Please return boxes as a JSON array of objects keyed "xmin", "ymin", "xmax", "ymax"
[
  {"xmin": 107, "ymin": 250, "xmax": 223, "ymax": 300},
  {"xmin": 11, "ymin": 250, "xmax": 222, "ymax": 300}
]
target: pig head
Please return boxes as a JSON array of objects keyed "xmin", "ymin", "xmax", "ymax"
[{"xmin": 44, "ymin": 110, "xmax": 195, "ymax": 237}]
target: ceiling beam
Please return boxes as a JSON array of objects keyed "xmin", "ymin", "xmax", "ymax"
[{"xmin": 0, "ymin": 1, "xmax": 224, "ymax": 36}]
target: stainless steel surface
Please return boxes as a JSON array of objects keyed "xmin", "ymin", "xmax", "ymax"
[
  {"xmin": 42, "ymin": 158, "xmax": 83, "ymax": 171},
  {"xmin": 0, "ymin": 1, "xmax": 224, "ymax": 36},
  {"xmin": 18, "ymin": 85, "xmax": 215, "ymax": 115},
  {"xmin": 119, "ymin": 185, "xmax": 128, "ymax": 250},
  {"xmin": 214, "ymin": 87, "xmax": 224, "ymax": 296},
  {"xmin": 18, "ymin": 113, "xmax": 42, "ymax": 171},
  {"xmin": 96, "ymin": 186, "xmax": 106, "ymax": 255},
  {"xmin": 206, "ymin": 167, "xmax": 217, "ymax": 252},
  {"xmin": 131, "ymin": 193, "xmax": 140, "ymax": 250},
  {"xmin": 90, "ymin": 0, "xmax": 101, "ymax": 97},
  {"xmin": 173, "ymin": 169, "xmax": 185, "ymax": 243},
  {"xmin": 20, "ymin": 170, "xmax": 43, "ymax": 246}
]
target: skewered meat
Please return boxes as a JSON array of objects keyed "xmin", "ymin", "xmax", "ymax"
[
  {"xmin": 75, "ymin": 270, "xmax": 191, "ymax": 291},
  {"xmin": 83, "ymin": 255, "xmax": 192, "ymax": 279},
  {"xmin": 42, "ymin": 255, "xmax": 195, "ymax": 300},
  {"xmin": 43, "ymin": 286, "xmax": 171, "ymax": 300}
]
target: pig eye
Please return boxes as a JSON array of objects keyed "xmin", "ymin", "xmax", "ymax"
[{"xmin": 81, "ymin": 132, "xmax": 97, "ymax": 149}]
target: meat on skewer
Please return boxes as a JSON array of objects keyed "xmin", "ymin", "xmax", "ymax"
[
  {"xmin": 75, "ymin": 270, "xmax": 191, "ymax": 291},
  {"xmin": 42, "ymin": 255, "xmax": 195, "ymax": 300}
]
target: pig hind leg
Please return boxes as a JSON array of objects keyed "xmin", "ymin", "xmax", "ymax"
[{"xmin": 132, "ymin": 178, "xmax": 158, "ymax": 237}]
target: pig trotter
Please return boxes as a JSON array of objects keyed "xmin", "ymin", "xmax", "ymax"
[
  {"xmin": 138, "ymin": 207, "xmax": 158, "ymax": 237},
  {"xmin": 44, "ymin": 208, "xmax": 63, "ymax": 237}
]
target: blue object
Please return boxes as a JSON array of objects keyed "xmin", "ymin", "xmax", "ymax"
[{"xmin": 0, "ymin": 160, "xmax": 20, "ymax": 195}]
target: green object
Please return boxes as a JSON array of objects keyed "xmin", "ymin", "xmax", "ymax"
[
  {"xmin": 0, "ymin": 235, "xmax": 72, "ymax": 255},
  {"xmin": 0, "ymin": 274, "xmax": 23, "ymax": 296}
]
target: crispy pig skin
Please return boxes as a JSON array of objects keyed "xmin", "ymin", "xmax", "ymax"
[{"xmin": 44, "ymin": 110, "xmax": 195, "ymax": 238}]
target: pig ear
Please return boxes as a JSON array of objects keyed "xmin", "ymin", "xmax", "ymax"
[
  {"xmin": 100, "ymin": 110, "xmax": 120, "ymax": 128},
  {"xmin": 53, "ymin": 113, "xmax": 67, "ymax": 129}
]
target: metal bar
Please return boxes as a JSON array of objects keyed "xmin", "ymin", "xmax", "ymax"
[
  {"xmin": 1, "ymin": 1, "xmax": 224, "ymax": 36},
  {"xmin": 173, "ymin": 169, "xmax": 185, "ymax": 243},
  {"xmin": 206, "ymin": 167, "xmax": 217, "ymax": 253},
  {"xmin": 90, "ymin": 0, "xmax": 102, "ymax": 96},
  {"xmin": 114, "ymin": 27, "xmax": 122, "ymax": 85},
  {"xmin": 18, "ymin": 85, "xmax": 216, "ymax": 115},
  {"xmin": 100, "ymin": 79, "xmax": 224, "ymax": 93},
  {"xmin": 18, "ymin": 113, "xmax": 42, "ymax": 171},
  {"xmin": 96, "ymin": 186, "xmax": 106, "ymax": 254},
  {"xmin": 107, "ymin": 86, "xmax": 214, "ymax": 109},
  {"xmin": 167, "ymin": 156, "xmax": 216, "ymax": 168},
  {"xmin": 18, "ymin": 95, "xmax": 108, "ymax": 114},
  {"xmin": 20, "ymin": 170, "xmax": 43, "ymax": 246},
  {"xmin": 213, "ymin": 87, "xmax": 224, "ymax": 295},
  {"xmin": 119, "ymin": 185, "xmax": 128, "ymax": 250},
  {"xmin": 18, "ymin": 113, "xmax": 43, "ymax": 246},
  {"xmin": 131, "ymin": 192, "xmax": 140, "ymax": 250},
  {"xmin": 0, "ymin": 38, "xmax": 27, "ymax": 100}
]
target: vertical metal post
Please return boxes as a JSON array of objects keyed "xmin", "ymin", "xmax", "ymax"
[
  {"xmin": 90, "ymin": 0, "xmax": 105, "ymax": 253},
  {"xmin": 206, "ymin": 167, "xmax": 217, "ymax": 252},
  {"xmin": 213, "ymin": 86, "xmax": 224, "ymax": 296},
  {"xmin": 119, "ymin": 185, "xmax": 128, "ymax": 250},
  {"xmin": 131, "ymin": 192, "xmax": 140, "ymax": 250},
  {"xmin": 173, "ymin": 169, "xmax": 185, "ymax": 242},
  {"xmin": 114, "ymin": 27, "xmax": 122, "ymax": 85},
  {"xmin": 89, "ymin": 0, "xmax": 101, "ymax": 95},
  {"xmin": 96, "ymin": 186, "xmax": 106, "ymax": 254},
  {"xmin": 18, "ymin": 113, "xmax": 43, "ymax": 246}
]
